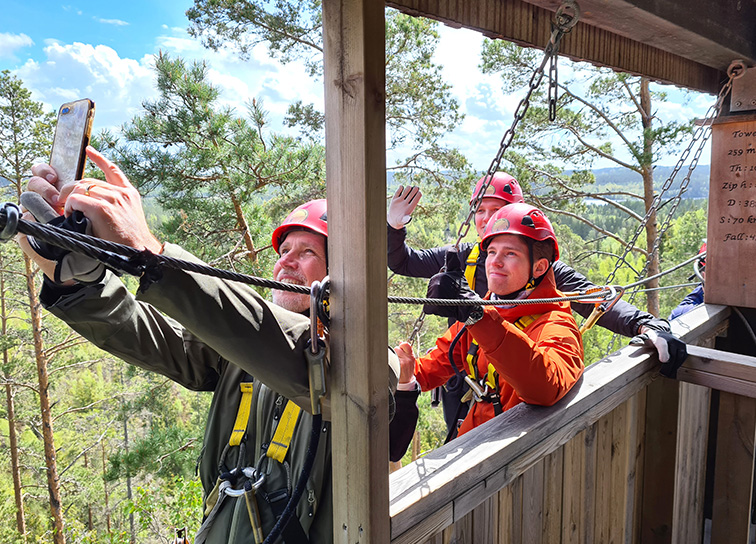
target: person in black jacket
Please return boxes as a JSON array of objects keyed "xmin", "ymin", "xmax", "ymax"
[{"xmin": 387, "ymin": 173, "xmax": 686, "ymax": 434}]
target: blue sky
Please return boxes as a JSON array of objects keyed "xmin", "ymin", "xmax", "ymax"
[{"xmin": 1, "ymin": 0, "xmax": 714, "ymax": 171}]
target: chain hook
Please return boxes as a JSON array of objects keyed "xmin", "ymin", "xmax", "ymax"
[
  {"xmin": 554, "ymin": 0, "xmax": 581, "ymax": 33},
  {"xmin": 727, "ymin": 59, "xmax": 748, "ymax": 80}
]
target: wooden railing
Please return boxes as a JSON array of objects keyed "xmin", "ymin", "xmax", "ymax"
[{"xmin": 389, "ymin": 303, "xmax": 739, "ymax": 544}]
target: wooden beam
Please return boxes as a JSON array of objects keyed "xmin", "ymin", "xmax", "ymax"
[
  {"xmin": 710, "ymin": 393, "xmax": 756, "ymax": 543},
  {"xmin": 386, "ymin": 0, "xmax": 733, "ymax": 93},
  {"xmin": 677, "ymin": 344, "xmax": 756, "ymax": 398},
  {"xmin": 671, "ymin": 382, "xmax": 710, "ymax": 544},
  {"xmin": 323, "ymin": 0, "xmax": 388, "ymax": 542}
]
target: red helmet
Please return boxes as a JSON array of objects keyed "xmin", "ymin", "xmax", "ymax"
[
  {"xmin": 698, "ymin": 240, "xmax": 707, "ymax": 268},
  {"xmin": 470, "ymin": 172, "xmax": 524, "ymax": 205},
  {"xmin": 271, "ymin": 199, "xmax": 328, "ymax": 254},
  {"xmin": 481, "ymin": 203, "xmax": 559, "ymax": 260}
]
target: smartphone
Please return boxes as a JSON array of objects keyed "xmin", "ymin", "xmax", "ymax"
[{"xmin": 49, "ymin": 98, "xmax": 95, "ymax": 191}]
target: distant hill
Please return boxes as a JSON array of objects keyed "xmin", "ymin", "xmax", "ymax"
[
  {"xmin": 582, "ymin": 164, "xmax": 710, "ymax": 199},
  {"xmin": 388, "ymin": 164, "xmax": 711, "ymax": 199}
]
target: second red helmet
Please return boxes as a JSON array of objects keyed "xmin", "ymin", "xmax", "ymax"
[
  {"xmin": 481, "ymin": 202, "xmax": 559, "ymax": 261},
  {"xmin": 470, "ymin": 172, "xmax": 524, "ymax": 205}
]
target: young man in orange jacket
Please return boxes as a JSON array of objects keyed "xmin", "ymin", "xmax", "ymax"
[{"xmin": 395, "ymin": 203, "xmax": 584, "ymax": 437}]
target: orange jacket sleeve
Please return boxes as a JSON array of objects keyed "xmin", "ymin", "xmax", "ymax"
[
  {"xmin": 413, "ymin": 322, "xmax": 468, "ymax": 392},
  {"xmin": 467, "ymin": 307, "xmax": 584, "ymax": 406}
]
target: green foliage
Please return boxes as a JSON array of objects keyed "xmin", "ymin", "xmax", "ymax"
[
  {"xmin": 100, "ymin": 52, "xmax": 326, "ymax": 273},
  {"xmin": 188, "ymin": 3, "xmax": 475, "ymax": 195},
  {"xmin": 187, "ymin": 0, "xmax": 324, "ymax": 76},
  {"xmin": 0, "ymin": 70, "xmax": 55, "ymax": 195}
]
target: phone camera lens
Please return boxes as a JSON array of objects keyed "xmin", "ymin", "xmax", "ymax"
[{"xmin": 61, "ymin": 107, "xmax": 70, "ymax": 114}]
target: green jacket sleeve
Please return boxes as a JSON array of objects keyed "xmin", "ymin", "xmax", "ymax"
[
  {"xmin": 43, "ymin": 271, "xmax": 224, "ymax": 392},
  {"xmin": 134, "ymin": 244, "xmax": 315, "ymax": 411}
]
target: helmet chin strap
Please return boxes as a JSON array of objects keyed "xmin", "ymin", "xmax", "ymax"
[{"xmin": 525, "ymin": 239, "xmax": 536, "ymax": 290}]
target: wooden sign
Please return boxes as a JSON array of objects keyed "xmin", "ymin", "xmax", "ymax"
[{"xmin": 706, "ymin": 113, "xmax": 756, "ymax": 308}]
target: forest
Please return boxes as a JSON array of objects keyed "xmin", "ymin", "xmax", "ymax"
[{"xmin": 0, "ymin": 2, "xmax": 712, "ymax": 542}]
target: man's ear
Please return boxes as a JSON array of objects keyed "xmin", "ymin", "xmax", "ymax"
[{"xmin": 532, "ymin": 258, "xmax": 550, "ymax": 279}]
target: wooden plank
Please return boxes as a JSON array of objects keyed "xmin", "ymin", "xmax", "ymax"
[
  {"xmin": 390, "ymin": 505, "xmax": 453, "ymax": 544},
  {"xmin": 561, "ymin": 430, "xmax": 585, "ymax": 544},
  {"xmin": 448, "ymin": 509, "xmax": 473, "ymax": 544},
  {"xmin": 631, "ymin": 388, "xmax": 647, "ymax": 543},
  {"xmin": 582, "ymin": 423, "xmax": 598, "ymax": 544},
  {"xmin": 322, "ymin": 1, "xmax": 388, "ymax": 542},
  {"xmin": 522, "ymin": 459, "xmax": 545, "ymax": 544},
  {"xmin": 386, "ymin": 0, "xmax": 727, "ymax": 93},
  {"xmin": 542, "ymin": 448, "xmax": 563, "ymax": 543},
  {"xmin": 640, "ymin": 377, "xmax": 679, "ymax": 544},
  {"xmin": 609, "ymin": 399, "xmax": 631, "ymax": 544},
  {"xmin": 676, "ymin": 367, "xmax": 756, "ymax": 399},
  {"xmin": 594, "ymin": 413, "xmax": 613, "ymax": 543},
  {"xmin": 498, "ymin": 482, "xmax": 515, "ymax": 544},
  {"xmin": 671, "ymin": 382, "xmax": 711, "ymax": 544},
  {"xmin": 471, "ymin": 496, "xmax": 497, "ymax": 544},
  {"xmin": 389, "ymin": 304, "xmax": 729, "ymax": 539},
  {"xmin": 710, "ymin": 392, "xmax": 756, "ymax": 543},
  {"xmin": 677, "ymin": 343, "xmax": 756, "ymax": 397},
  {"xmin": 706, "ymin": 116, "xmax": 756, "ymax": 308}
]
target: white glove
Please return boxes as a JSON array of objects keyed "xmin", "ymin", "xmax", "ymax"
[{"xmin": 387, "ymin": 185, "xmax": 422, "ymax": 230}]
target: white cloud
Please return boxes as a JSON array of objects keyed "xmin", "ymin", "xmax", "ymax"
[
  {"xmin": 94, "ymin": 17, "xmax": 129, "ymax": 26},
  {"xmin": 14, "ymin": 42, "xmax": 156, "ymax": 133},
  {"xmin": 0, "ymin": 33, "xmax": 34, "ymax": 59}
]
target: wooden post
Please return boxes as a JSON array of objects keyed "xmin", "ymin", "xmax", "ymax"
[
  {"xmin": 323, "ymin": 0, "xmax": 388, "ymax": 543},
  {"xmin": 706, "ymin": 113, "xmax": 756, "ymax": 308}
]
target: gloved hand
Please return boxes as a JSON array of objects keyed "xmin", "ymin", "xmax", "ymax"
[
  {"xmin": 423, "ymin": 250, "xmax": 481, "ymax": 323},
  {"xmin": 630, "ymin": 329, "xmax": 687, "ymax": 379},
  {"xmin": 638, "ymin": 317, "xmax": 672, "ymax": 334},
  {"xmin": 20, "ymin": 191, "xmax": 105, "ymax": 284},
  {"xmin": 387, "ymin": 185, "xmax": 422, "ymax": 230}
]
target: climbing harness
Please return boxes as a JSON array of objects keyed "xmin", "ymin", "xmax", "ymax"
[
  {"xmin": 405, "ymin": 0, "xmax": 580, "ymax": 345},
  {"xmin": 189, "ymin": 282, "xmax": 328, "ymax": 544}
]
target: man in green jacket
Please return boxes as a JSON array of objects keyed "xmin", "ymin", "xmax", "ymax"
[{"xmin": 18, "ymin": 146, "xmax": 405, "ymax": 543}]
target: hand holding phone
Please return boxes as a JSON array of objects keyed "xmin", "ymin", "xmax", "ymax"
[{"xmin": 49, "ymin": 98, "xmax": 95, "ymax": 191}]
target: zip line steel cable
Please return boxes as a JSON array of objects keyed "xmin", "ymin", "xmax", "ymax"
[
  {"xmin": 405, "ymin": 0, "xmax": 581, "ymax": 344},
  {"xmin": 0, "ymin": 202, "xmax": 705, "ymax": 313}
]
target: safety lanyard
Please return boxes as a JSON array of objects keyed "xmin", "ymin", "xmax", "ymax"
[{"xmin": 464, "ymin": 243, "xmax": 481, "ymax": 291}]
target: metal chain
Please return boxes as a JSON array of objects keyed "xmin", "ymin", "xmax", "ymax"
[
  {"xmin": 453, "ymin": 0, "xmax": 579, "ymax": 250},
  {"xmin": 405, "ymin": 0, "xmax": 580, "ymax": 343},
  {"xmin": 602, "ymin": 60, "xmax": 745, "ymax": 353}
]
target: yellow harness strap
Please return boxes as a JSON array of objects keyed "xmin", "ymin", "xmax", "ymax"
[
  {"xmin": 465, "ymin": 313, "xmax": 543, "ymax": 390},
  {"xmin": 229, "ymin": 383, "xmax": 255, "ymax": 447},
  {"xmin": 464, "ymin": 243, "xmax": 481, "ymax": 291},
  {"xmin": 266, "ymin": 401, "xmax": 302, "ymax": 464}
]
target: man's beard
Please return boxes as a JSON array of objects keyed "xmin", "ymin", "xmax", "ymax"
[{"xmin": 272, "ymin": 289, "xmax": 310, "ymax": 313}]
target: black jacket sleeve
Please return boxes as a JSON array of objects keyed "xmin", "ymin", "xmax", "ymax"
[
  {"xmin": 389, "ymin": 385, "xmax": 421, "ymax": 462},
  {"xmin": 387, "ymin": 224, "xmax": 449, "ymax": 278},
  {"xmin": 387, "ymin": 224, "xmax": 489, "ymax": 293},
  {"xmin": 552, "ymin": 260, "xmax": 654, "ymax": 337}
]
